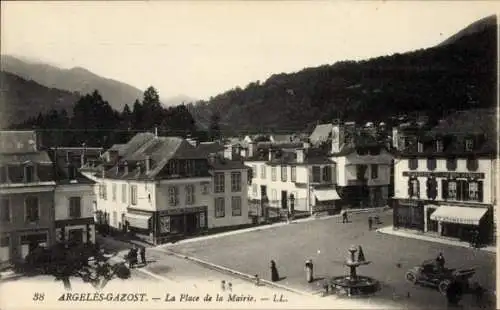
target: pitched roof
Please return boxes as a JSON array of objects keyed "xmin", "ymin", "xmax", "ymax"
[
  {"xmin": 196, "ymin": 142, "xmax": 226, "ymax": 155},
  {"xmin": 209, "ymin": 157, "xmax": 249, "ymax": 170},
  {"xmin": 104, "ymin": 134, "xmax": 208, "ymax": 180},
  {"xmin": 48, "ymin": 149, "xmax": 94, "ymax": 184},
  {"xmin": 0, "ymin": 131, "xmax": 38, "ymax": 154},
  {"xmin": 271, "ymin": 134, "xmax": 295, "ymax": 143},
  {"xmin": 309, "ymin": 124, "xmax": 333, "ymax": 145},
  {"xmin": 428, "ymin": 109, "xmax": 496, "ymax": 137},
  {"xmin": 104, "ymin": 144, "xmax": 127, "ymax": 156}
]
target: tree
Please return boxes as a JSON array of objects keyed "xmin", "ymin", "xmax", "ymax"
[
  {"xmin": 19, "ymin": 243, "xmax": 131, "ymax": 291},
  {"xmin": 209, "ymin": 112, "xmax": 221, "ymax": 141}
]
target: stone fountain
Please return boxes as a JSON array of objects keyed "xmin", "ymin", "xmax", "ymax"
[{"xmin": 329, "ymin": 245, "xmax": 380, "ymax": 296}]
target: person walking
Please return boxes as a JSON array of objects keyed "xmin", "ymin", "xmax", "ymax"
[
  {"xmin": 341, "ymin": 209, "xmax": 348, "ymax": 223},
  {"xmin": 140, "ymin": 247, "xmax": 146, "ymax": 265},
  {"xmin": 270, "ymin": 260, "xmax": 280, "ymax": 282}
]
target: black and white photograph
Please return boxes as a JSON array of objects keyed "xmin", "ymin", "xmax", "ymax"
[{"xmin": 0, "ymin": 1, "xmax": 498, "ymax": 309}]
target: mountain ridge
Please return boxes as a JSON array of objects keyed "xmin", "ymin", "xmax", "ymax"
[{"xmin": 0, "ymin": 55, "xmax": 143, "ymax": 111}]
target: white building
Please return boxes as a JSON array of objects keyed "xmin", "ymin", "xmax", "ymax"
[
  {"xmin": 245, "ymin": 142, "xmax": 339, "ymax": 220},
  {"xmin": 392, "ymin": 109, "xmax": 497, "ymax": 245},
  {"xmin": 92, "ymin": 133, "xmax": 250, "ymax": 244},
  {"xmin": 329, "ymin": 122, "xmax": 393, "ymax": 209},
  {"xmin": 50, "ymin": 148, "xmax": 96, "ymax": 244}
]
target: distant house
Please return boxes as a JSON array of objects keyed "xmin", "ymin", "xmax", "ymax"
[
  {"xmin": 245, "ymin": 141, "xmax": 339, "ymax": 220},
  {"xmin": 0, "ymin": 131, "xmax": 56, "ymax": 265},
  {"xmin": 269, "ymin": 134, "xmax": 297, "ymax": 144},
  {"xmin": 50, "ymin": 148, "xmax": 96, "ymax": 245}
]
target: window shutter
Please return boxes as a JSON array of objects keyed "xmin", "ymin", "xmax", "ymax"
[
  {"xmin": 441, "ymin": 179, "xmax": 448, "ymax": 200},
  {"xmin": 478, "ymin": 181, "xmax": 483, "ymax": 202},
  {"xmin": 426, "ymin": 179, "xmax": 431, "ymax": 199},
  {"xmin": 408, "ymin": 178, "xmax": 413, "ymax": 197},
  {"xmin": 462, "ymin": 180, "xmax": 470, "ymax": 201}
]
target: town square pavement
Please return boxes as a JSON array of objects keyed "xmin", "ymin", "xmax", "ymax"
[{"xmin": 160, "ymin": 211, "xmax": 496, "ymax": 309}]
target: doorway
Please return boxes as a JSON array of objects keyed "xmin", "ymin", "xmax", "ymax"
[
  {"xmin": 281, "ymin": 190, "xmax": 288, "ymax": 209},
  {"xmin": 185, "ymin": 213, "xmax": 199, "ymax": 235},
  {"xmin": 426, "ymin": 208, "xmax": 438, "ymax": 232}
]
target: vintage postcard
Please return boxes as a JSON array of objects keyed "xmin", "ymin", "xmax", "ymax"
[{"xmin": 0, "ymin": 1, "xmax": 499, "ymax": 309}]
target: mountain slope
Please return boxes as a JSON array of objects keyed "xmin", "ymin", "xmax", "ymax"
[
  {"xmin": 0, "ymin": 55, "xmax": 143, "ymax": 111},
  {"xmin": 189, "ymin": 15, "xmax": 497, "ymax": 134},
  {"xmin": 0, "ymin": 71, "xmax": 81, "ymax": 127}
]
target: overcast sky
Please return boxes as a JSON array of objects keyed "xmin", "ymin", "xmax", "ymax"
[{"xmin": 1, "ymin": 1, "xmax": 498, "ymax": 100}]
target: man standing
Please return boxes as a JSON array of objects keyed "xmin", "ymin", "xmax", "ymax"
[
  {"xmin": 140, "ymin": 247, "xmax": 146, "ymax": 265},
  {"xmin": 436, "ymin": 252, "xmax": 445, "ymax": 270}
]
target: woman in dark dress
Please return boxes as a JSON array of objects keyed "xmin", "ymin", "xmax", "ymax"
[{"xmin": 270, "ymin": 260, "xmax": 280, "ymax": 282}]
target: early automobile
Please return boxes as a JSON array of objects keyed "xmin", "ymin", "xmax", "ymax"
[{"xmin": 405, "ymin": 259, "xmax": 476, "ymax": 295}]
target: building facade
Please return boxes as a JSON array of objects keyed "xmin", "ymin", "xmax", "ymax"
[
  {"xmin": 324, "ymin": 122, "xmax": 393, "ymax": 209},
  {"xmin": 50, "ymin": 148, "xmax": 96, "ymax": 245},
  {"xmin": 392, "ymin": 109, "xmax": 497, "ymax": 245},
  {"xmin": 0, "ymin": 131, "xmax": 56, "ymax": 265},
  {"xmin": 92, "ymin": 133, "xmax": 250, "ymax": 244},
  {"xmin": 245, "ymin": 143, "xmax": 340, "ymax": 220}
]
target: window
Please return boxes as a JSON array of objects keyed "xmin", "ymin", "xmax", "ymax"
[
  {"xmin": 215, "ymin": 197, "xmax": 225, "ymax": 218},
  {"xmin": 112, "ymin": 184, "xmax": 117, "ymax": 201},
  {"xmin": 185, "ymin": 185, "xmax": 195, "ymax": 205},
  {"xmin": 271, "ymin": 189, "xmax": 277, "ymax": 202},
  {"xmin": 121, "ymin": 184, "xmax": 127, "ymax": 203},
  {"xmin": 469, "ymin": 181, "xmax": 479, "ymax": 201},
  {"xmin": 465, "ymin": 139, "xmax": 474, "ymax": 151},
  {"xmin": 323, "ymin": 166, "xmax": 332, "ymax": 182},
  {"xmin": 467, "ymin": 157, "xmax": 479, "ymax": 171},
  {"xmin": 231, "ymin": 172, "xmax": 242, "ymax": 192},
  {"xmin": 291, "ymin": 166, "xmax": 296, "ymax": 182},
  {"xmin": 113, "ymin": 211, "xmax": 118, "ymax": 227},
  {"xmin": 448, "ymin": 181, "xmax": 457, "ymax": 200},
  {"xmin": 25, "ymin": 165, "xmax": 34, "ymax": 182},
  {"xmin": 408, "ymin": 178, "xmax": 419, "ymax": 198},
  {"xmin": 25, "ymin": 196, "xmax": 39, "ymax": 222},
  {"xmin": 130, "ymin": 185, "xmax": 137, "ymax": 205},
  {"xmin": 312, "ymin": 166, "xmax": 321, "ymax": 183},
  {"xmin": 0, "ymin": 167, "xmax": 7, "ymax": 183},
  {"xmin": 281, "ymin": 166, "xmax": 287, "ymax": 182},
  {"xmin": 252, "ymin": 165, "xmax": 257, "ymax": 178},
  {"xmin": 370, "ymin": 164, "xmax": 378, "ymax": 179},
  {"xmin": 214, "ymin": 173, "xmax": 225, "ymax": 193},
  {"xmin": 436, "ymin": 140, "xmax": 443, "ymax": 152},
  {"xmin": 427, "ymin": 158, "xmax": 436, "ymax": 171},
  {"xmin": 99, "ymin": 183, "xmax": 108, "ymax": 200},
  {"xmin": 185, "ymin": 160, "xmax": 194, "ymax": 175},
  {"xmin": 260, "ymin": 165, "xmax": 266, "ymax": 179},
  {"xmin": 201, "ymin": 183, "xmax": 209, "ymax": 195},
  {"xmin": 271, "ymin": 167, "xmax": 277, "ymax": 181},
  {"xmin": 1, "ymin": 199, "xmax": 10, "ymax": 222},
  {"xmin": 252, "ymin": 184, "xmax": 257, "ymax": 196},
  {"xmin": 168, "ymin": 186, "xmax": 178, "ymax": 206},
  {"xmin": 69, "ymin": 197, "xmax": 81, "ymax": 218},
  {"xmin": 231, "ymin": 197, "xmax": 242, "ymax": 216},
  {"xmin": 409, "ymin": 158, "xmax": 418, "ymax": 170},
  {"xmin": 446, "ymin": 158, "xmax": 457, "ymax": 171}
]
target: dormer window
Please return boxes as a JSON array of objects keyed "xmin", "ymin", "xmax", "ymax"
[
  {"xmin": 68, "ymin": 165, "xmax": 77, "ymax": 180},
  {"xmin": 465, "ymin": 139, "xmax": 474, "ymax": 152},
  {"xmin": 25, "ymin": 165, "xmax": 35, "ymax": 183},
  {"xmin": 436, "ymin": 140, "xmax": 443, "ymax": 152},
  {"xmin": 168, "ymin": 160, "xmax": 178, "ymax": 175}
]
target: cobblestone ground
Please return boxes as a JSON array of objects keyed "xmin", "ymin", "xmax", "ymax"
[{"xmin": 164, "ymin": 211, "xmax": 496, "ymax": 309}]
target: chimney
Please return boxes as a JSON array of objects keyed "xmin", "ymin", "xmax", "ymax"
[
  {"xmin": 145, "ymin": 156, "xmax": 152, "ymax": 172},
  {"xmin": 123, "ymin": 161, "xmax": 129, "ymax": 175},
  {"xmin": 303, "ymin": 141, "xmax": 310, "ymax": 150},
  {"xmin": 392, "ymin": 127, "xmax": 399, "ymax": 150},
  {"xmin": 136, "ymin": 162, "xmax": 142, "ymax": 175},
  {"xmin": 108, "ymin": 150, "xmax": 119, "ymax": 163},
  {"xmin": 296, "ymin": 149, "xmax": 305, "ymax": 163},
  {"xmin": 247, "ymin": 142, "xmax": 255, "ymax": 158},
  {"xmin": 224, "ymin": 144, "xmax": 233, "ymax": 160},
  {"xmin": 208, "ymin": 153, "xmax": 216, "ymax": 164},
  {"xmin": 331, "ymin": 124, "xmax": 343, "ymax": 153},
  {"xmin": 154, "ymin": 127, "xmax": 158, "ymax": 138},
  {"xmin": 268, "ymin": 149, "xmax": 274, "ymax": 161}
]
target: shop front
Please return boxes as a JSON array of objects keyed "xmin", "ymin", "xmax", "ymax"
[
  {"xmin": 430, "ymin": 205, "xmax": 493, "ymax": 244},
  {"xmin": 313, "ymin": 188, "xmax": 340, "ymax": 213},
  {"xmin": 153, "ymin": 206, "xmax": 208, "ymax": 244},
  {"xmin": 393, "ymin": 199, "xmax": 425, "ymax": 231}
]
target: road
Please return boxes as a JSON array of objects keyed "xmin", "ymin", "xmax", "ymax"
[{"xmin": 160, "ymin": 210, "xmax": 496, "ymax": 309}]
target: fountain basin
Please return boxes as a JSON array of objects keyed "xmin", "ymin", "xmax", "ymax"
[{"xmin": 329, "ymin": 275, "xmax": 380, "ymax": 296}]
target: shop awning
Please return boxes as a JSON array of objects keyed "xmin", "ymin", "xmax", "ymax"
[
  {"xmin": 126, "ymin": 214, "xmax": 151, "ymax": 229},
  {"xmin": 314, "ymin": 189, "xmax": 340, "ymax": 201},
  {"xmin": 430, "ymin": 206, "xmax": 488, "ymax": 225}
]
